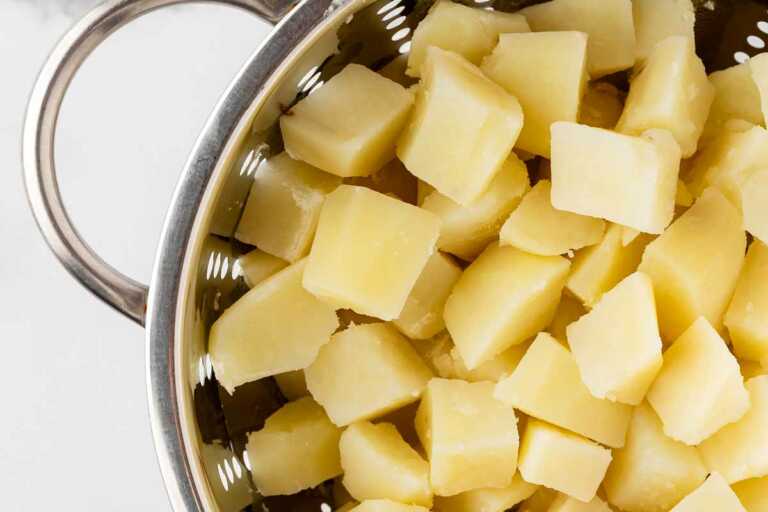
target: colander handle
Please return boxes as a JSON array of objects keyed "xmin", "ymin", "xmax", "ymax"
[{"xmin": 23, "ymin": 0, "xmax": 293, "ymax": 326}]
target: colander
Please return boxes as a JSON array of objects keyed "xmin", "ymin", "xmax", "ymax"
[{"xmin": 21, "ymin": 0, "xmax": 768, "ymax": 510}]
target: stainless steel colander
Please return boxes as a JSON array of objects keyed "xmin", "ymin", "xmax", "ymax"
[{"xmin": 22, "ymin": 0, "xmax": 768, "ymax": 510}]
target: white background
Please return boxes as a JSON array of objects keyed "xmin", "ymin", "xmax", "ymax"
[{"xmin": 0, "ymin": 1, "xmax": 270, "ymax": 509}]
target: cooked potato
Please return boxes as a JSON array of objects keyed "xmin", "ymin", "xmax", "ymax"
[
  {"xmin": 548, "ymin": 494, "xmax": 612, "ymax": 512},
  {"xmin": 751, "ymin": 53, "xmax": 768, "ymax": 127},
  {"xmin": 246, "ymin": 397, "xmax": 342, "ymax": 496},
  {"xmin": 518, "ymin": 419, "xmax": 612, "ymax": 503},
  {"xmin": 579, "ymin": 82, "xmax": 624, "ymax": 130},
  {"xmin": 481, "ymin": 31, "xmax": 588, "ymax": 157},
  {"xmin": 274, "ymin": 370, "xmax": 308, "ymax": 400},
  {"xmin": 444, "ymin": 244, "xmax": 570, "ymax": 369},
  {"xmin": 409, "ymin": 332, "xmax": 460, "ymax": 380},
  {"xmin": 646, "ymin": 317, "xmax": 750, "ymax": 445},
  {"xmin": 550, "ymin": 123, "xmax": 680, "ymax": 234},
  {"xmin": 305, "ymin": 323, "xmax": 433, "ymax": 426},
  {"xmin": 432, "ymin": 473, "xmax": 538, "ymax": 512},
  {"xmin": 209, "ymin": 259, "xmax": 338, "ymax": 393},
  {"xmin": 500, "ymin": 180, "xmax": 605, "ymax": 256},
  {"xmin": 725, "ymin": 241, "xmax": 768, "ymax": 364},
  {"xmin": 669, "ymin": 473, "xmax": 746, "ymax": 512},
  {"xmin": 742, "ymin": 168, "xmax": 768, "ymax": 245},
  {"xmin": 348, "ymin": 500, "xmax": 429, "ymax": 512},
  {"xmin": 495, "ymin": 333, "xmax": 632, "ymax": 448},
  {"xmin": 397, "ymin": 47, "xmax": 523, "ymax": 205},
  {"xmin": 281, "ymin": 64, "xmax": 413, "ymax": 177},
  {"xmin": 415, "ymin": 378, "xmax": 520, "ymax": 496},
  {"xmin": 303, "ymin": 185, "xmax": 440, "ymax": 320},
  {"xmin": 236, "ymin": 249, "xmax": 287, "ymax": 288},
  {"xmin": 633, "ymin": 0, "xmax": 694, "ymax": 62},
  {"xmin": 732, "ymin": 476, "xmax": 768, "ymax": 511},
  {"xmin": 701, "ymin": 63, "xmax": 764, "ymax": 143}
]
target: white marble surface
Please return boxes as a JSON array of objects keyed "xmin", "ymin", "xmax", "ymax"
[{"xmin": 0, "ymin": 2, "xmax": 270, "ymax": 509}]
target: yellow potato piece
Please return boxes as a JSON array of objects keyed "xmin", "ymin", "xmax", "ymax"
[
  {"xmin": 340, "ymin": 421, "xmax": 432, "ymax": 506},
  {"xmin": 281, "ymin": 64, "xmax": 413, "ymax": 177},
  {"xmin": 305, "ymin": 323, "xmax": 433, "ymax": 426},
  {"xmin": 397, "ymin": 47, "xmax": 523, "ymax": 205},
  {"xmin": 415, "ymin": 378, "xmax": 520, "ymax": 496},
  {"xmin": 548, "ymin": 494, "xmax": 612, "ymax": 512},
  {"xmin": 751, "ymin": 53, "xmax": 768, "ymax": 127},
  {"xmin": 495, "ymin": 332, "xmax": 632, "ymax": 448},
  {"xmin": 699, "ymin": 376, "xmax": 768, "ymax": 484},
  {"xmin": 742, "ymin": 168, "xmax": 768, "ymax": 245},
  {"xmin": 303, "ymin": 185, "xmax": 440, "ymax": 320},
  {"xmin": 701, "ymin": 63, "xmax": 764, "ymax": 144},
  {"xmin": 669, "ymin": 473, "xmax": 746, "ymax": 512},
  {"xmin": 444, "ymin": 244, "xmax": 570, "ymax": 369},
  {"xmin": 481, "ymin": 31, "xmax": 588, "ymax": 157},
  {"xmin": 209, "ymin": 259, "xmax": 338, "ymax": 393},
  {"xmin": 579, "ymin": 82, "xmax": 624, "ymax": 130},
  {"xmin": 567, "ymin": 272, "xmax": 663, "ymax": 405},
  {"xmin": 616, "ymin": 36, "xmax": 713, "ymax": 158},
  {"xmin": 725, "ymin": 241, "xmax": 768, "ymax": 365},
  {"xmin": 349, "ymin": 500, "xmax": 429, "ymax": 512},
  {"xmin": 432, "ymin": 473, "xmax": 538, "ymax": 512},
  {"xmin": 450, "ymin": 343, "xmax": 529, "ymax": 383},
  {"xmin": 518, "ymin": 419, "xmax": 612, "ymax": 503},
  {"xmin": 732, "ymin": 476, "xmax": 768, "ymax": 512},
  {"xmin": 633, "ymin": 0, "xmax": 695, "ymax": 62},
  {"xmin": 647, "ymin": 317, "xmax": 750, "ymax": 445},
  {"xmin": 234, "ymin": 152, "xmax": 341, "ymax": 261},
  {"xmin": 236, "ymin": 249, "xmax": 287, "ymax": 288},
  {"xmin": 500, "ymin": 180, "xmax": 605, "ymax": 256},
  {"xmin": 550, "ymin": 123, "xmax": 680, "ymax": 234},
  {"xmin": 421, "ymin": 154, "xmax": 530, "ymax": 261},
  {"xmin": 639, "ymin": 188, "xmax": 746, "ymax": 341},
  {"xmin": 546, "ymin": 294, "xmax": 586, "ymax": 344},
  {"xmin": 274, "ymin": 370, "xmax": 308, "ymax": 400},
  {"xmin": 519, "ymin": 0, "xmax": 635, "ymax": 78},
  {"xmin": 602, "ymin": 402, "xmax": 707, "ymax": 512},
  {"xmin": 246, "ymin": 397, "xmax": 342, "ymax": 496}
]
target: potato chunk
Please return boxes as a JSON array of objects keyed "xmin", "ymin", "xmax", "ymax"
[
  {"xmin": 495, "ymin": 333, "xmax": 632, "ymax": 448},
  {"xmin": 397, "ymin": 47, "xmax": 523, "ymax": 205},
  {"xmin": 602, "ymin": 402, "xmax": 707, "ymax": 512},
  {"xmin": 500, "ymin": 180, "xmax": 605, "ymax": 256},
  {"xmin": 303, "ymin": 185, "xmax": 440, "ymax": 320},
  {"xmin": 432, "ymin": 473, "xmax": 538, "ymax": 512},
  {"xmin": 669, "ymin": 473, "xmax": 746, "ymax": 512},
  {"xmin": 234, "ymin": 153, "xmax": 341, "ymax": 261},
  {"xmin": 647, "ymin": 317, "xmax": 750, "ymax": 445},
  {"xmin": 638, "ymin": 188, "xmax": 746, "ymax": 341},
  {"xmin": 699, "ymin": 376, "xmax": 768, "ymax": 484},
  {"xmin": 633, "ymin": 0, "xmax": 694, "ymax": 62},
  {"xmin": 519, "ymin": 0, "xmax": 635, "ymax": 78},
  {"xmin": 742, "ymin": 168, "xmax": 768, "ymax": 245},
  {"xmin": 444, "ymin": 244, "xmax": 570, "ymax": 369},
  {"xmin": 701, "ymin": 63, "xmax": 764, "ymax": 143},
  {"xmin": 340, "ymin": 421, "xmax": 432, "ymax": 506},
  {"xmin": 306, "ymin": 323, "xmax": 432, "ymax": 426},
  {"xmin": 209, "ymin": 260, "xmax": 338, "ymax": 393},
  {"xmin": 421, "ymin": 155, "xmax": 530, "ymax": 260},
  {"xmin": 579, "ymin": 82, "xmax": 623, "ymax": 129},
  {"xmin": 548, "ymin": 494, "xmax": 612, "ymax": 512},
  {"xmin": 349, "ymin": 501, "xmax": 429, "ymax": 512},
  {"xmin": 274, "ymin": 370, "xmax": 308, "ymax": 400},
  {"xmin": 415, "ymin": 378, "xmax": 520, "ymax": 496},
  {"xmin": 725, "ymin": 241, "xmax": 768, "ymax": 364},
  {"xmin": 518, "ymin": 419, "xmax": 612, "ymax": 503},
  {"xmin": 281, "ymin": 64, "xmax": 413, "ymax": 177},
  {"xmin": 246, "ymin": 397, "xmax": 342, "ymax": 496},
  {"xmin": 732, "ymin": 476, "xmax": 768, "ymax": 511},
  {"xmin": 550, "ymin": 123, "xmax": 680, "ymax": 234},
  {"xmin": 567, "ymin": 272, "xmax": 663, "ymax": 405},
  {"xmin": 481, "ymin": 31, "xmax": 588, "ymax": 157},
  {"xmin": 616, "ymin": 36, "xmax": 713, "ymax": 158},
  {"xmin": 237, "ymin": 249, "xmax": 287, "ymax": 288}
]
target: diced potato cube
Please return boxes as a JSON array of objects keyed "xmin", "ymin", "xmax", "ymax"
[
  {"xmin": 546, "ymin": 294, "xmax": 586, "ymax": 344},
  {"xmin": 732, "ymin": 476, "xmax": 768, "ymax": 511},
  {"xmin": 616, "ymin": 36, "xmax": 713, "ymax": 158},
  {"xmin": 638, "ymin": 188, "xmax": 746, "ymax": 341},
  {"xmin": 518, "ymin": 419, "xmax": 612, "ymax": 503},
  {"xmin": 394, "ymin": 251, "xmax": 461, "ymax": 339},
  {"xmin": 421, "ymin": 155, "xmax": 530, "ymax": 260},
  {"xmin": 548, "ymin": 494, "xmax": 612, "ymax": 512},
  {"xmin": 246, "ymin": 397, "xmax": 342, "ymax": 496},
  {"xmin": 450, "ymin": 343, "xmax": 529, "ymax": 383},
  {"xmin": 495, "ymin": 333, "xmax": 633, "ymax": 448},
  {"xmin": 481, "ymin": 31, "xmax": 588, "ymax": 157},
  {"xmin": 699, "ymin": 376, "xmax": 768, "ymax": 484},
  {"xmin": 669, "ymin": 473, "xmax": 746, "ymax": 512},
  {"xmin": 579, "ymin": 82, "xmax": 623, "ymax": 129},
  {"xmin": 303, "ymin": 185, "xmax": 440, "ymax": 320},
  {"xmin": 344, "ymin": 158, "xmax": 417, "ymax": 204},
  {"xmin": 237, "ymin": 249, "xmax": 287, "ymax": 288},
  {"xmin": 209, "ymin": 260, "xmax": 338, "ymax": 393},
  {"xmin": 281, "ymin": 64, "xmax": 414, "ymax": 177},
  {"xmin": 433, "ymin": 473, "xmax": 538, "ymax": 512},
  {"xmin": 407, "ymin": 1, "xmax": 529, "ymax": 76},
  {"xmin": 397, "ymin": 47, "xmax": 523, "ymax": 205},
  {"xmin": 633, "ymin": 0, "xmax": 695, "ymax": 62},
  {"xmin": 751, "ymin": 53, "xmax": 768, "ymax": 127},
  {"xmin": 306, "ymin": 323, "xmax": 432, "ymax": 426},
  {"xmin": 567, "ymin": 272, "xmax": 663, "ymax": 405},
  {"xmin": 500, "ymin": 180, "xmax": 605, "ymax": 256},
  {"xmin": 444, "ymin": 244, "xmax": 570, "ymax": 369},
  {"xmin": 726, "ymin": 242, "xmax": 768, "ymax": 364},
  {"xmin": 550, "ymin": 123, "xmax": 681, "ymax": 234},
  {"xmin": 348, "ymin": 500, "xmax": 429, "ymax": 512},
  {"xmin": 235, "ymin": 152, "xmax": 341, "ymax": 261},
  {"xmin": 274, "ymin": 370, "xmax": 308, "ymax": 400},
  {"xmin": 701, "ymin": 63, "xmax": 764, "ymax": 143},
  {"xmin": 519, "ymin": 0, "xmax": 635, "ymax": 78},
  {"xmin": 602, "ymin": 402, "xmax": 707, "ymax": 512},
  {"xmin": 567, "ymin": 224, "xmax": 652, "ymax": 307},
  {"xmin": 742, "ymin": 168, "xmax": 768, "ymax": 245},
  {"xmin": 415, "ymin": 378, "xmax": 520, "ymax": 496},
  {"xmin": 646, "ymin": 317, "xmax": 750, "ymax": 445},
  {"xmin": 340, "ymin": 421, "xmax": 432, "ymax": 506}
]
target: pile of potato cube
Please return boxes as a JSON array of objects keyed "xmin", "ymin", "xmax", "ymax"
[{"xmin": 210, "ymin": 0, "xmax": 768, "ymax": 510}]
